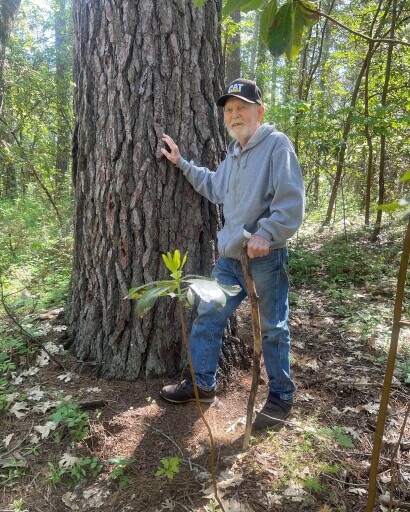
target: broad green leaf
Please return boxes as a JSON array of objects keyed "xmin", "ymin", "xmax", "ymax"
[
  {"xmin": 298, "ymin": 0, "xmax": 319, "ymax": 28},
  {"xmin": 291, "ymin": 2, "xmax": 306, "ymax": 60},
  {"xmin": 290, "ymin": 1, "xmax": 319, "ymax": 59},
  {"xmin": 399, "ymin": 170, "xmax": 410, "ymax": 182},
  {"xmin": 222, "ymin": 0, "xmax": 257, "ymax": 19},
  {"xmin": 377, "ymin": 202, "xmax": 403, "ymax": 211},
  {"xmin": 194, "ymin": 0, "xmax": 208, "ymax": 6},
  {"xmin": 125, "ymin": 281, "xmax": 176, "ymax": 299},
  {"xmin": 216, "ymin": 282, "xmax": 242, "ymax": 296},
  {"xmin": 162, "ymin": 252, "xmax": 178, "ymax": 273},
  {"xmin": 173, "ymin": 250, "xmax": 181, "ymax": 270},
  {"xmin": 187, "ymin": 279, "xmax": 227, "ymax": 308},
  {"xmin": 136, "ymin": 285, "xmax": 173, "ymax": 317},
  {"xmin": 266, "ymin": 2, "xmax": 294, "ymax": 59},
  {"xmin": 260, "ymin": 0, "xmax": 278, "ymax": 45},
  {"xmin": 241, "ymin": 0, "xmax": 265, "ymax": 13}
]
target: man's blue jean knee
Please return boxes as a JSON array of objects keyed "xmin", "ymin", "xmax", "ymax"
[{"xmin": 188, "ymin": 249, "xmax": 295, "ymax": 400}]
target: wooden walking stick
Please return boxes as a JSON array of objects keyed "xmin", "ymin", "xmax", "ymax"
[{"xmin": 240, "ymin": 245, "xmax": 263, "ymax": 450}]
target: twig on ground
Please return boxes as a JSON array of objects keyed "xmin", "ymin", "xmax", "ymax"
[
  {"xmin": 0, "ymin": 280, "xmax": 67, "ymax": 370},
  {"xmin": 389, "ymin": 401, "xmax": 410, "ymax": 510}
]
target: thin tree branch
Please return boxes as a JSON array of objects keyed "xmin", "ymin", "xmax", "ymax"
[{"xmin": 298, "ymin": 0, "xmax": 410, "ymax": 47}]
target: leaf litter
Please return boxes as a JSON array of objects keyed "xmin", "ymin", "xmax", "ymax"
[{"xmin": 1, "ymin": 256, "xmax": 409, "ymax": 511}]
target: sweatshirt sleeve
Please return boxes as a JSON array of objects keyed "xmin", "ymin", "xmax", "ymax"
[
  {"xmin": 256, "ymin": 140, "xmax": 305, "ymax": 243},
  {"xmin": 176, "ymin": 156, "xmax": 226, "ymax": 205}
]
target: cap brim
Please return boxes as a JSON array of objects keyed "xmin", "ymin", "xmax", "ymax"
[{"xmin": 216, "ymin": 94, "xmax": 260, "ymax": 107}]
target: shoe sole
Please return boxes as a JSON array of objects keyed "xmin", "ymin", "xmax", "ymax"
[{"xmin": 159, "ymin": 392, "xmax": 215, "ymax": 404}]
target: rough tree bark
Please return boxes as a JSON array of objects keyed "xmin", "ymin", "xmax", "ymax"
[{"xmin": 66, "ymin": 0, "xmax": 250, "ymax": 380}]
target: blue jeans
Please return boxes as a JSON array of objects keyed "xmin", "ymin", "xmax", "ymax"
[{"xmin": 188, "ymin": 249, "xmax": 295, "ymax": 401}]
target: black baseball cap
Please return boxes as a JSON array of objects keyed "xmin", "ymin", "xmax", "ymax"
[{"xmin": 217, "ymin": 78, "xmax": 263, "ymax": 107}]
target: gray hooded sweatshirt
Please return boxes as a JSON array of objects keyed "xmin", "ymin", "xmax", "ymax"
[{"xmin": 177, "ymin": 122, "xmax": 305, "ymax": 260}]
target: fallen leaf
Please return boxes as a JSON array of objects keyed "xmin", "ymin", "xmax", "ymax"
[
  {"xmin": 62, "ymin": 492, "xmax": 79, "ymax": 510},
  {"xmin": 44, "ymin": 342, "xmax": 61, "ymax": 354},
  {"xmin": 226, "ymin": 416, "xmax": 246, "ymax": 433},
  {"xmin": 57, "ymin": 373, "xmax": 73, "ymax": 382},
  {"xmin": 349, "ymin": 487, "xmax": 367, "ymax": 495},
  {"xmin": 203, "ymin": 471, "xmax": 243, "ymax": 497},
  {"xmin": 305, "ymin": 359, "xmax": 319, "ymax": 371},
  {"xmin": 36, "ymin": 351, "xmax": 50, "ymax": 367},
  {"xmin": 59, "ymin": 453, "xmax": 80, "ymax": 468},
  {"xmin": 360, "ymin": 402, "xmax": 380, "ymax": 414},
  {"xmin": 344, "ymin": 427, "xmax": 361, "ymax": 439},
  {"xmin": 10, "ymin": 401, "xmax": 29, "ymax": 419},
  {"xmin": 26, "ymin": 385, "xmax": 45, "ymax": 401},
  {"xmin": 3, "ymin": 434, "xmax": 14, "ymax": 447},
  {"xmin": 283, "ymin": 481, "xmax": 306, "ymax": 497},
  {"xmin": 4, "ymin": 392, "xmax": 20, "ymax": 403},
  {"xmin": 34, "ymin": 421, "xmax": 58, "ymax": 439},
  {"xmin": 21, "ymin": 367, "xmax": 39, "ymax": 377},
  {"xmin": 32, "ymin": 401, "xmax": 54, "ymax": 414}
]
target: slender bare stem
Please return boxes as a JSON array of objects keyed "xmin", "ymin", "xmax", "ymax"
[{"xmin": 177, "ymin": 295, "xmax": 225, "ymax": 512}]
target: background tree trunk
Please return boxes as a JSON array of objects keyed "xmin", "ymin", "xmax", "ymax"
[
  {"xmin": 0, "ymin": 0, "xmax": 21, "ymax": 198},
  {"xmin": 54, "ymin": 0, "xmax": 71, "ymax": 189},
  {"xmin": 66, "ymin": 0, "xmax": 247, "ymax": 380},
  {"xmin": 0, "ymin": 0, "xmax": 21, "ymax": 112},
  {"xmin": 225, "ymin": 9, "xmax": 241, "ymax": 83}
]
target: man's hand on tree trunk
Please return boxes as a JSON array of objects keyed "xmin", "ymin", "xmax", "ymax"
[{"xmin": 161, "ymin": 134, "xmax": 181, "ymax": 165}]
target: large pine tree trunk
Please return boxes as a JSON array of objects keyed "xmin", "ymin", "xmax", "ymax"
[{"xmin": 66, "ymin": 0, "xmax": 245, "ymax": 380}]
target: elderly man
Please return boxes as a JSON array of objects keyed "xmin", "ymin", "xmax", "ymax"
[{"xmin": 160, "ymin": 78, "xmax": 305, "ymax": 429}]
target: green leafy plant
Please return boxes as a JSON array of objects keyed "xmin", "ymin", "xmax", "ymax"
[
  {"xmin": 51, "ymin": 402, "xmax": 89, "ymax": 442},
  {"xmin": 48, "ymin": 456, "xmax": 102, "ymax": 485},
  {"xmin": 303, "ymin": 474, "xmax": 327, "ymax": 493},
  {"xmin": 316, "ymin": 427, "xmax": 354, "ymax": 448},
  {"xmin": 155, "ymin": 457, "xmax": 181, "ymax": 480},
  {"xmin": 108, "ymin": 457, "xmax": 135, "ymax": 488},
  {"xmin": 12, "ymin": 499, "xmax": 29, "ymax": 512},
  {"xmin": 126, "ymin": 250, "xmax": 240, "ymax": 317},
  {"xmin": 127, "ymin": 250, "xmax": 240, "ymax": 511}
]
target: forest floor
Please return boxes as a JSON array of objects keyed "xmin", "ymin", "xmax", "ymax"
[{"xmin": 1, "ymin": 227, "xmax": 410, "ymax": 512}]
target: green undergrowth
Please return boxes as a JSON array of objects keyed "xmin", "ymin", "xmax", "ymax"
[
  {"xmin": 245, "ymin": 417, "xmax": 355, "ymax": 509},
  {"xmin": 288, "ymin": 218, "xmax": 410, "ymax": 383},
  {"xmin": 0, "ymin": 190, "xmax": 72, "ymax": 311}
]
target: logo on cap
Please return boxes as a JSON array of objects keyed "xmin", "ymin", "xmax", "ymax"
[{"xmin": 228, "ymin": 83, "xmax": 244, "ymax": 94}]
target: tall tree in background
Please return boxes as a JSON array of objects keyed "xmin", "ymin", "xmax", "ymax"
[
  {"xmin": 0, "ymin": 0, "xmax": 21, "ymax": 197},
  {"xmin": 224, "ymin": 9, "xmax": 241, "ymax": 82},
  {"xmin": 0, "ymin": 0, "xmax": 21, "ymax": 112},
  {"xmin": 54, "ymin": 0, "xmax": 72, "ymax": 188},
  {"xmin": 66, "ymin": 0, "xmax": 246, "ymax": 380}
]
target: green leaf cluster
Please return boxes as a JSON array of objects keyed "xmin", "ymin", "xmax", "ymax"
[
  {"xmin": 218, "ymin": 0, "xmax": 319, "ymax": 60},
  {"xmin": 155, "ymin": 457, "xmax": 181, "ymax": 480},
  {"xmin": 316, "ymin": 426, "xmax": 354, "ymax": 448},
  {"xmin": 126, "ymin": 250, "xmax": 240, "ymax": 317}
]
